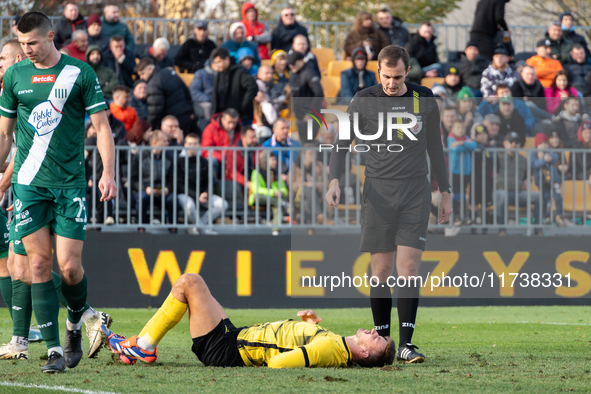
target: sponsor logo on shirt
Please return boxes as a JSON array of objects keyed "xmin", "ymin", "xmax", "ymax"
[
  {"xmin": 31, "ymin": 75, "xmax": 55, "ymax": 83},
  {"xmin": 17, "ymin": 89, "xmax": 33, "ymax": 95}
]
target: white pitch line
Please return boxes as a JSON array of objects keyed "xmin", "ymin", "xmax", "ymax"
[
  {"xmin": 486, "ymin": 321, "xmax": 591, "ymax": 326},
  {"xmin": 0, "ymin": 381, "xmax": 119, "ymax": 394}
]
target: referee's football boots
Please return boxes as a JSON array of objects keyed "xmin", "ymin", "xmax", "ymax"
[{"xmin": 396, "ymin": 343, "xmax": 425, "ymax": 363}]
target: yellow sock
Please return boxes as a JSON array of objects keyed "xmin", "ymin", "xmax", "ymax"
[{"xmin": 139, "ymin": 292, "xmax": 187, "ymax": 347}]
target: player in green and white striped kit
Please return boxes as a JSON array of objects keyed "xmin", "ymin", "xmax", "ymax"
[{"xmin": 0, "ymin": 11, "xmax": 117, "ymax": 373}]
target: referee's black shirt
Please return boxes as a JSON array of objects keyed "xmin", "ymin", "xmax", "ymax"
[{"xmin": 328, "ymin": 82, "xmax": 451, "ymax": 192}]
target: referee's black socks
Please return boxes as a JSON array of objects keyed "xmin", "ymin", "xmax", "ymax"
[
  {"xmin": 397, "ymin": 278, "xmax": 420, "ymax": 347},
  {"xmin": 370, "ymin": 283, "xmax": 392, "ymax": 337}
]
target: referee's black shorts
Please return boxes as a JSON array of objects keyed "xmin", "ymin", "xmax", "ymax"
[
  {"xmin": 191, "ymin": 318, "xmax": 246, "ymax": 367},
  {"xmin": 360, "ymin": 176, "xmax": 431, "ymax": 253}
]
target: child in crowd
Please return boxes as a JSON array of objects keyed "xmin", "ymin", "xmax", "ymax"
[
  {"xmin": 531, "ymin": 132, "xmax": 572, "ymax": 227},
  {"xmin": 448, "ymin": 120, "xmax": 478, "ymax": 226},
  {"xmin": 110, "ymin": 85, "xmax": 138, "ymax": 131},
  {"xmin": 471, "ymin": 123, "xmax": 494, "ymax": 226},
  {"xmin": 249, "ymin": 151, "xmax": 288, "ymax": 231},
  {"xmin": 545, "ymin": 70, "xmax": 579, "ymax": 115},
  {"xmin": 130, "ymin": 80, "xmax": 149, "ymax": 120}
]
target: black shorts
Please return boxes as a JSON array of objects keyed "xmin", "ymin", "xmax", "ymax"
[
  {"xmin": 360, "ymin": 176, "xmax": 431, "ymax": 253},
  {"xmin": 191, "ymin": 318, "xmax": 246, "ymax": 367}
]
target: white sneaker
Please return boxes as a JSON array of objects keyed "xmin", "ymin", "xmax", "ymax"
[
  {"xmin": 105, "ymin": 216, "xmax": 115, "ymax": 225},
  {"xmin": 85, "ymin": 311, "xmax": 113, "ymax": 358},
  {"xmin": 444, "ymin": 226, "xmax": 461, "ymax": 237},
  {"xmin": 0, "ymin": 342, "xmax": 28, "ymax": 360}
]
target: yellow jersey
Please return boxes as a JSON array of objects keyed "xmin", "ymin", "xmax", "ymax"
[{"xmin": 236, "ymin": 320, "xmax": 352, "ymax": 368}]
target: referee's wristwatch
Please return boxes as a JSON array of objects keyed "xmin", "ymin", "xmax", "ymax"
[{"xmin": 443, "ymin": 187, "xmax": 452, "ymax": 194}]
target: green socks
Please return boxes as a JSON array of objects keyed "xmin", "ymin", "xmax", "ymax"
[
  {"xmin": 31, "ymin": 280, "xmax": 61, "ymax": 349},
  {"xmin": 11, "ymin": 280, "xmax": 32, "ymax": 338},
  {"xmin": 59, "ymin": 275, "xmax": 89, "ymax": 325},
  {"xmin": 51, "ymin": 271, "xmax": 69, "ymax": 307},
  {"xmin": 0, "ymin": 276, "xmax": 12, "ymax": 319}
]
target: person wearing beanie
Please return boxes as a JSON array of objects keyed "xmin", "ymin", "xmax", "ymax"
[
  {"xmin": 559, "ymin": 12, "xmax": 591, "ymax": 58},
  {"xmin": 338, "ymin": 47, "xmax": 377, "ymax": 99},
  {"xmin": 456, "ymin": 86, "xmax": 483, "ymax": 132},
  {"xmin": 86, "ymin": 44, "xmax": 118, "ymax": 100},
  {"xmin": 222, "ymin": 21, "xmax": 261, "ymax": 67},
  {"xmin": 241, "ymin": 3, "xmax": 272, "ymax": 60},
  {"xmin": 526, "ymin": 39, "xmax": 563, "ymax": 88},
  {"xmin": 54, "ymin": 1, "xmax": 86, "ymax": 48},
  {"xmin": 174, "ymin": 21, "xmax": 217, "ymax": 73},
  {"xmin": 442, "ymin": 65, "xmax": 464, "ymax": 98},
  {"xmin": 480, "ymin": 45, "xmax": 516, "ymax": 97},
  {"xmin": 531, "ymin": 132, "xmax": 572, "ymax": 227},
  {"xmin": 270, "ymin": 50, "xmax": 289, "ymax": 101},
  {"xmin": 237, "ymin": 47, "xmax": 258, "ymax": 76},
  {"xmin": 86, "ymin": 14, "xmax": 109, "ymax": 52},
  {"xmin": 458, "ymin": 39, "xmax": 489, "ymax": 95}
]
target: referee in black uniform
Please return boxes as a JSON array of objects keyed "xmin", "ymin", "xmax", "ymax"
[{"xmin": 325, "ymin": 45, "xmax": 452, "ymax": 363}]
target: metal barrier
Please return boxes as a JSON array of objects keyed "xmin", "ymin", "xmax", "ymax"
[
  {"xmin": 1, "ymin": 16, "xmax": 590, "ymax": 60},
  {"xmin": 70, "ymin": 144, "xmax": 591, "ymax": 234}
]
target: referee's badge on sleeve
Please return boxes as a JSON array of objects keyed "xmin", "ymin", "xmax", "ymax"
[{"xmin": 411, "ymin": 116, "xmax": 422, "ymax": 135}]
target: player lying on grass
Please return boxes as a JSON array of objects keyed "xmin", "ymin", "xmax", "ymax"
[{"xmin": 102, "ymin": 273, "xmax": 396, "ymax": 368}]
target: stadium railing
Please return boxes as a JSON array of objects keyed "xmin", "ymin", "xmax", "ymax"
[
  {"xmin": 2, "ymin": 17, "xmax": 590, "ymax": 61},
  {"xmin": 6, "ymin": 145, "xmax": 580, "ymax": 235}
]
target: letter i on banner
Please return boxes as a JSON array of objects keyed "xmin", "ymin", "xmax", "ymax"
[{"xmin": 236, "ymin": 251, "xmax": 252, "ymax": 296}]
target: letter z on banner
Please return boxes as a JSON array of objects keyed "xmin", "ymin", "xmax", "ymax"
[{"xmin": 18, "ymin": 65, "xmax": 81, "ymax": 185}]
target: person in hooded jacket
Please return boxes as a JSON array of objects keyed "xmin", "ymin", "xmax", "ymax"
[
  {"xmin": 86, "ymin": 44, "xmax": 118, "ymax": 100},
  {"xmin": 241, "ymin": 3, "xmax": 272, "ymax": 60},
  {"xmin": 338, "ymin": 47, "xmax": 377, "ymax": 99},
  {"xmin": 343, "ymin": 11, "xmax": 389, "ymax": 60},
  {"xmin": 271, "ymin": 7, "xmax": 309, "ymax": 53},
  {"xmin": 222, "ymin": 22, "xmax": 261, "ymax": 67}
]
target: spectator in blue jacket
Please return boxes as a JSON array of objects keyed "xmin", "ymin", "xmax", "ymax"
[
  {"xmin": 478, "ymin": 83, "xmax": 535, "ymax": 135},
  {"xmin": 262, "ymin": 118, "xmax": 300, "ymax": 174},
  {"xmin": 237, "ymin": 47, "xmax": 258, "ymax": 76},
  {"xmin": 447, "ymin": 120, "xmax": 477, "ymax": 225},
  {"xmin": 222, "ymin": 22, "xmax": 261, "ymax": 67},
  {"xmin": 338, "ymin": 47, "xmax": 377, "ymax": 99},
  {"xmin": 531, "ymin": 132, "xmax": 571, "ymax": 227},
  {"xmin": 189, "ymin": 59, "xmax": 214, "ymax": 121}
]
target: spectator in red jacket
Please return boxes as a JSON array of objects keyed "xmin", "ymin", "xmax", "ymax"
[
  {"xmin": 201, "ymin": 108, "xmax": 242, "ymax": 176},
  {"xmin": 241, "ymin": 2, "xmax": 272, "ymax": 60},
  {"xmin": 63, "ymin": 30, "xmax": 89, "ymax": 61},
  {"xmin": 224, "ymin": 126, "xmax": 258, "ymax": 203}
]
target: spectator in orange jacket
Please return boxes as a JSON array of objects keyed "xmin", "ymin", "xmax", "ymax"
[
  {"xmin": 241, "ymin": 2, "xmax": 271, "ymax": 60},
  {"xmin": 201, "ymin": 108, "xmax": 242, "ymax": 177},
  {"xmin": 526, "ymin": 38, "xmax": 563, "ymax": 88},
  {"xmin": 110, "ymin": 85, "xmax": 138, "ymax": 131}
]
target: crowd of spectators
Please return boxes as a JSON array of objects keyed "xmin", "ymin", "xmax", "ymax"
[{"xmin": 10, "ymin": 2, "xmax": 591, "ymax": 232}]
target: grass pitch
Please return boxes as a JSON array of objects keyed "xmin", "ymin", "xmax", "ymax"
[{"xmin": 1, "ymin": 306, "xmax": 590, "ymax": 393}]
